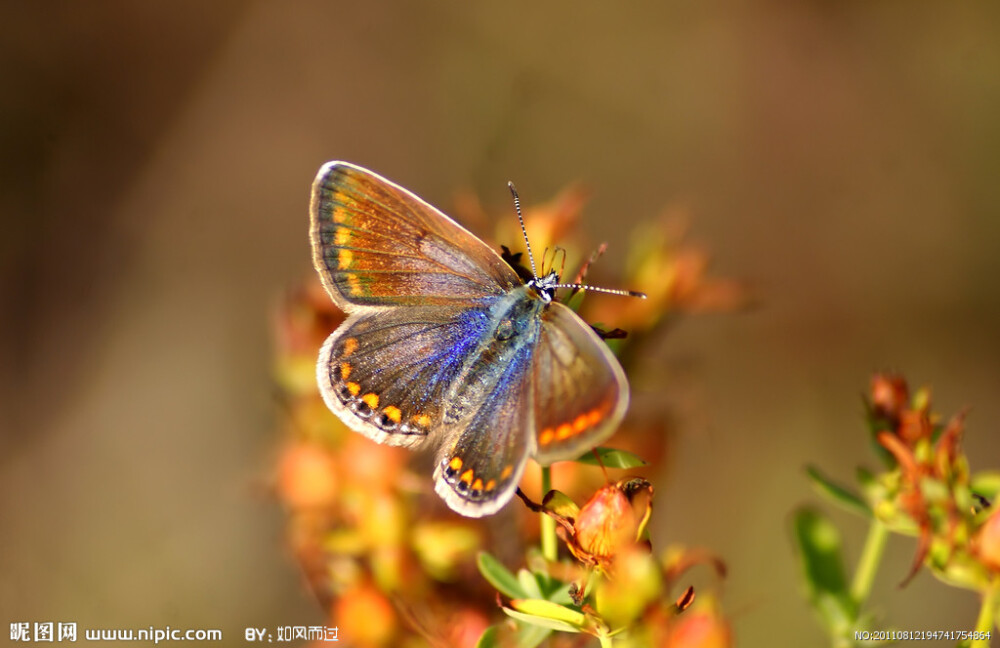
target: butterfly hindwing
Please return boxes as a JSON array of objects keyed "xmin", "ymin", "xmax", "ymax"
[
  {"xmin": 317, "ymin": 302, "xmax": 495, "ymax": 447},
  {"xmin": 531, "ymin": 302, "xmax": 629, "ymax": 464},
  {"xmin": 310, "ymin": 162, "xmax": 520, "ymax": 308},
  {"xmin": 433, "ymin": 337, "xmax": 536, "ymax": 517}
]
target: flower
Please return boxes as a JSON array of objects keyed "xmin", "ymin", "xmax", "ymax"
[
  {"xmin": 869, "ymin": 373, "xmax": 909, "ymax": 424},
  {"xmin": 333, "ymin": 582, "xmax": 398, "ymax": 647},
  {"xmin": 276, "ymin": 441, "xmax": 339, "ymax": 509},
  {"xmin": 864, "ymin": 374, "xmax": 994, "ymax": 590},
  {"xmin": 553, "ymin": 479, "xmax": 653, "ymax": 574}
]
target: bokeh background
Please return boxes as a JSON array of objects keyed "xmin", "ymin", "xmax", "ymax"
[{"xmin": 3, "ymin": 2, "xmax": 1000, "ymax": 645}]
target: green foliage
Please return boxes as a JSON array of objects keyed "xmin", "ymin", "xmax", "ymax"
[
  {"xmin": 574, "ymin": 446, "xmax": 648, "ymax": 468},
  {"xmin": 806, "ymin": 465, "xmax": 872, "ymax": 518},
  {"xmin": 791, "ymin": 508, "xmax": 856, "ymax": 636},
  {"xmin": 477, "ymin": 551, "xmax": 529, "ymax": 599}
]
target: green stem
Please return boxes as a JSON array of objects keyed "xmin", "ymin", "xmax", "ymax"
[
  {"xmin": 541, "ymin": 465, "xmax": 557, "ymax": 562},
  {"xmin": 850, "ymin": 518, "xmax": 888, "ymax": 607},
  {"xmin": 970, "ymin": 578, "xmax": 999, "ymax": 648}
]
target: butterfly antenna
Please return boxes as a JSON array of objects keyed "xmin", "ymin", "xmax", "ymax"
[
  {"xmin": 552, "ymin": 283, "xmax": 648, "ymax": 299},
  {"xmin": 508, "ymin": 182, "xmax": 538, "ymax": 278}
]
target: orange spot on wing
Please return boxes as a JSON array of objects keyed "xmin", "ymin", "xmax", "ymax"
[
  {"xmin": 361, "ymin": 393, "xmax": 379, "ymax": 409},
  {"xmin": 345, "ymin": 273, "xmax": 363, "ymax": 296},
  {"xmin": 539, "ymin": 428, "xmax": 554, "ymax": 446},
  {"xmin": 556, "ymin": 423, "xmax": 573, "ymax": 440},
  {"xmin": 338, "ymin": 249, "xmax": 353, "ymax": 269},
  {"xmin": 587, "ymin": 409, "xmax": 602, "ymax": 427},
  {"xmin": 448, "ymin": 456, "xmax": 463, "ymax": 471},
  {"xmin": 343, "ymin": 338, "xmax": 358, "ymax": 356},
  {"xmin": 334, "ymin": 226, "xmax": 351, "ymax": 244},
  {"xmin": 346, "ymin": 382, "xmax": 361, "ymax": 396},
  {"xmin": 414, "ymin": 414, "xmax": 432, "ymax": 428},
  {"xmin": 460, "ymin": 469, "xmax": 474, "ymax": 485},
  {"xmin": 472, "ymin": 478, "xmax": 484, "ymax": 491},
  {"xmin": 382, "ymin": 405, "xmax": 401, "ymax": 423},
  {"xmin": 339, "ymin": 362, "xmax": 351, "ymax": 380},
  {"xmin": 485, "ymin": 479, "xmax": 497, "ymax": 492},
  {"xmin": 573, "ymin": 414, "xmax": 589, "ymax": 433},
  {"xmin": 500, "ymin": 465, "xmax": 513, "ymax": 481}
]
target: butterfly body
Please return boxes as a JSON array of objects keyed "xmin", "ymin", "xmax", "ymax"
[
  {"xmin": 440, "ymin": 287, "xmax": 544, "ymax": 420},
  {"xmin": 311, "ymin": 162, "xmax": 630, "ymax": 517}
]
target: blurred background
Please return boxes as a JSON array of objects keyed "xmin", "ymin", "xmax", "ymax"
[{"xmin": 2, "ymin": 1, "xmax": 999, "ymax": 645}]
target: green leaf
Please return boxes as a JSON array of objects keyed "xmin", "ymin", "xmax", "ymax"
[
  {"xmin": 542, "ymin": 490, "xmax": 579, "ymax": 519},
  {"xmin": 504, "ymin": 605, "xmax": 584, "ymax": 633},
  {"xmin": 511, "ymin": 598, "xmax": 587, "ymax": 626},
  {"xmin": 855, "ymin": 465, "xmax": 877, "ymax": 490},
  {"xmin": 515, "ymin": 623, "xmax": 552, "ymax": 648},
  {"xmin": 546, "ymin": 581, "xmax": 576, "ymax": 605},
  {"xmin": 477, "ymin": 552, "xmax": 528, "ymax": 599},
  {"xmin": 574, "ymin": 447, "xmax": 648, "ymax": 468},
  {"xmin": 518, "ymin": 570, "xmax": 543, "ymax": 599},
  {"xmin": 565, "ymin": 291, "xmax": 586, "ymax": 313},
  {"xmin": 475, "ymin": 622, "xmax": 552, "ymax": 648},
  {"xmin": 791, "ymin": 507, "xmax": 857, "ymax": 634},
  {"xmin": 806, "ymin": 465, "xmax": 871, "ymax": 518},
  {"xmin": 475, "ymin": 625, "xmax": 499, "ymax": 648},
  {"xmin": 530, "ymin": 571, "xmax": 568, "ymax": 601}
]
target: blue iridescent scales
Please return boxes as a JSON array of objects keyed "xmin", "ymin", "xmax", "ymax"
[{"xmin": 310, "ymin": 162, "xmax": 631, "ymax": 517}]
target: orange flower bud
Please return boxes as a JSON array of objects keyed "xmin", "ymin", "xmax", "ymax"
[
  {"xmin": 276, "ymin": 442, "xmax": 338, "ymax": 509},
  {"xmin": 663, "ymin": 609, "xmax": 732, "ymax": 648},
  {"xmin": 576, "ymin": 484, "xmax": 639, "ymax": 559},
  {"xmin": 870, "ymin": 373, "xmax": 909, "ymax": 421},
  {"xmin": 445, "ymin": 608, "xmax": 491, "ymax": 648},
  {"xmin": 976, "ymin": 506, "xmax": 1000, "ymax": 571},
  {"xmin": 338, "ymin": 434, "xmax": 409, "ymax": 493},
  {"xmin": 333, "ymin": 583, "xmax": 398, "ymax": 647}
]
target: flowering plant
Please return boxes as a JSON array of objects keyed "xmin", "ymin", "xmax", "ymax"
[
  {"xmin": 273, "ymin": 185, "xmax": 744, "ymax": 647},
  {"xmin": 795, "ymin": 373, "xmax": 1000, "ymax": 647}
]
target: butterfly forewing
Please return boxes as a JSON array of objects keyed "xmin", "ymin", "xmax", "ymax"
[
  {"xmin": 311, "ymin": 162, "xmax": 520, "ymax": 307},
  {"xmin": 531, "ymin": 302, "xmax": 629, "ymax": 465}
]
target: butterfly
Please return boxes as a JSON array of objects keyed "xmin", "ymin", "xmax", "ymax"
[{"xmin": 309, "ymin": 162, "xmax": 642, "ymax": 517}]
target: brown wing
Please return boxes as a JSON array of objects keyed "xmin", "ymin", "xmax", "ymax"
[
  {"xmin": 531, "ymin": 302, "xmax": 630, "ymax": 464},
  {"xmin": 316, "ymin": 302, "xmax": 490, "ymax": 448},
  {"xmin": 310, "ymin": 162, "xmax": 520, "ymax": 309}
]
